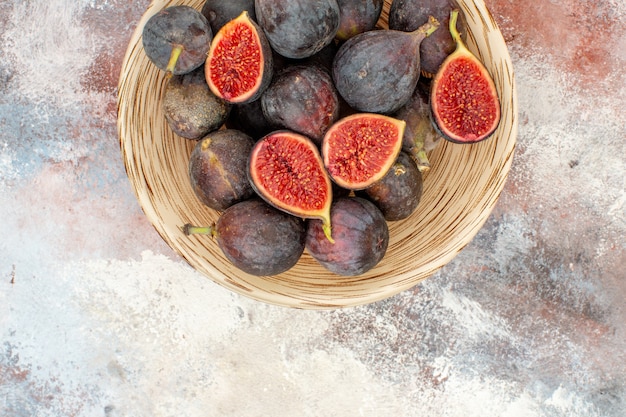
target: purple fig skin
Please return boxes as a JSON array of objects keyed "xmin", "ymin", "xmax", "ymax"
[
  {"xmin": 162, "ymin": 66, "xmax": 231, "ymax": 140},
  {"xmin": 335, "ymin": 0, "xmax": 384, "ymax": 41},
  {"xmin": 389, "ymin": 0, "xmax": 466, "ymax": 77},
  {"xmin": 201, "ymin": 0, "xmax": 256, "ymax": 34},
  {"xmin": 332, "ymin": 18, "xmax": 439, "ymax": 114},
  {"xmin": 306, "ymin": 197, "xmax": 389, "ymax": 276},
  {"xmin": 261, "ymin": 65, "xmax": 340, "ymax": 144},
  {"xmin": 255, "ymin": 0, "xmax": 340, "ymax": 59},
  {"xmin": 359, "ymin": 152, "xmax": 423, "ymax": 221},
  {"xmin": 142, "ymin": 6, "xmax": 213, "ymax": 76},
  {"xmin": 184, "ymin": 199, "xmax": 306, "ymax": 276},
  {"xmin": 189, "ymin": 129, "xmax": 256, "ymax": 211},
  {"xmin": 393, "ymin": 85, "xmax": 442, "ymax": 171}
]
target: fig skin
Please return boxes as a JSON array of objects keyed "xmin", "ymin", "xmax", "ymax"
[
  {"xmin": 142, "ymin": 6, "xmax": 212, "ymax": 76},
  {"xmin": 261, "ymin": 65, "xmax": 340, "ymax": 145},
  {"xmin": 306, "ymin": 196, "xmax": 389, "ymax": 276},
  {"xmin": 162, "ymin": 65, "xmax": 231, "ymax": 140},
  {"xmin": 184, "ymin": 199, "xmax": 306, "ymax": 276},
  {"xmin": 393, "ymin": 84, "xmax": 442, "ymax": 171},
  {"xmin": 332, "ymin": 18, "xmax": 439, "ymax": 114},
  {"xmin": 389, "ymin": 0, "xmax": 466, "ymax": 77},
  {"xmin": 358, "ymin": 152, "xmax": 423, "ymax": 221},
  {"xmin": 189, "ymin": 129, "xmax": 256, "ymax": 211},
  {"xmin": 201, "ymin": 0, "xmax": 256, "ymax": 34},
  {"xmin": 255, "ymin": 0, "xmax": 340, "ymax": 59},
  {"xmin": 225, "ymin": 99, "xmax": 276, "ymax": 140},
  {"xmin": 335, "ymin": 0, "xmax": 384, "ymax": 41}
]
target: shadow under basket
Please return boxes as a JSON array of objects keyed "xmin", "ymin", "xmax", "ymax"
[{"xmin": 117, "ymin": 0, "xmax": 518, "ymax": 309}]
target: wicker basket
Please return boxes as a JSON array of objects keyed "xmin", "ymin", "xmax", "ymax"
[{"xmin": 118, "ymin": 0, "xmax": 517, "ymax": 309}]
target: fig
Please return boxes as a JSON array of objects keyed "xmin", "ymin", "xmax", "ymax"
[
  {"xmin": 430, "ymin": 9, "xmax": 501, "ymax": 144},
  {"xmin": 389, "ymin": 0, "xmax": 465, "ymax": 77},
  {"xmin": 255, "ymin": 0, "xmax": 340, "ymax": 59},
  {"xmin": 322, "ymin": 113, "xmax": 405, "ymax": 190},
  {"xmin": 306, "ymin": 196, "xmax": 388, "ymax": 276},
  {"xmin": 358, "ymin": 152, "xmax": 423, "ymax": 221},
  {"xmin": 393, "ymin": 85, "xmax": 442, "ymax": 171},
  {"xmin": 205, "ymin": 11, "xmax": 273, "ymax": 104},
  {"xmin": 201, "ymin": 0, "xmax": 256, "ymax": 34},
  {"xmin": 183, "ymin": 199, "xmax": 306, "ymax": 276},
  {"xmin": 162, "ymin": 65, "xmax": 231, "ymax": 140},
  {"xmin": 142, "ymin": 6, "xmax": 212, "ymax": 76},
  {"xmin": 332, "ymin": 17, "xmax": 439, "ymax": 114},
  {"xmin": 248, "ymin": 130, "xmax": 334, "ymax": 241},
  {"xmin": 261, "ymin": 65, "xmax": 340, "ymax": 145},
  {"xmin": 225, "ymin": 99, "xmax": 275, "ymax": 140},
  {"xmin": 189, "ymin": 129, "xmax": 256, "ymax": 211},
  {"xmin": 335, "ymin": 0, "xmax": 384, "ymax": 41}
]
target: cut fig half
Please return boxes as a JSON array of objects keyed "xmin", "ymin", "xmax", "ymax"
[
  {"xmin": 322, "ymin": 113, "xmax": 405, "ymax": 190},
  {"xmin": 430, "ymin": 9, "xmax": 501, "ymax": 144},
  {"xmin": 205, "ymin": 11, "xmax": 273, "ymax": 104},
  {"xmin": 248, "ymin": 131, "xmax": 334, "ymax": 242}
]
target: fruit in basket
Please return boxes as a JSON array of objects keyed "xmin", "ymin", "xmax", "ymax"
[
  {"xmin": 248, "ymin": 131, "xmax": 334, "ymax": 242},
  {"xmin": 322, "ymin": 113, "xmax": 405, "ymax": 190},
  {"xmin": 389, "ymin": 0, "xmax": 465, "ymax": 77},
  {"xmin": 183, "ymin": 199, "xmax": 306, "ymax": 276},
  {"xmin": 358, "ymin": 152, "xmax": 423, "ymax": 221},
  {"xmin": 430, "ymin": 9, "xmax": 500, "ymax": 144},
  {"xmin": 332, "ymin": 17, "xmax": 439, "ymax": 114},
  {"xmin": 226, "ymin": 99, "xmax": 275, "ymax": 140},
  {"xmin": 189, "ymin": 130, "xmax": 255, "ymax": 211},
  {"xmin": 201, "ymin": 0, "xmax": 256, "ymax": 34},
  {"xmin": 261, "ymin": 65, "xmax": 340, "ymax": 145},
  {"xmin": 306, "ymin": 196, "xmax": 389, "ymax": 276},
  {"xmin": 393, "ymin": 84, "xmax": 442, "ymax": 171},
  {"xmin": 205, "ymin": 11, "xmax": 273, "ymax": 104},
  {"xmin": 162, "ymin": 66, "xmax": 231, "ymax": 140},
  {"xmin": 142, "ymin": 6, "xmax": 212, "ymax": 76},
  {"xmin": 335, "ymin": 0, "xmax": 384, "ymax": 41},
  {"xmin": 255, "ymin": 0, "xmax": 340, "ymax": 59}
]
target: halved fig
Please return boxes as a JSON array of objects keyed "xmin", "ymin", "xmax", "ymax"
[
  {"xmin": 322, "ymin": 113, "xmax": 405, "ymax": 190},
  {"xmin": 205, "ymin": 11, "xmax": 273, "ymax": 104},
  {"xmin": 248, "ymin": 131, "xmax": 334, "ymax": 241},
  {"xmin": 430, "ymin": 9, "xmax": 501, "ymax": 144}
]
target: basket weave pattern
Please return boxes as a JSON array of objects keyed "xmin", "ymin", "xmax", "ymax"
[{"xmin": 118, "ymin": 0, "xmax": 517, "ymax": 309}]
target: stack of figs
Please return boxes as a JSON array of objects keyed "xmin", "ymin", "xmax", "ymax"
[{"xmin": 141, "ymin": 0, "xmax": 501, "ymax": 277}]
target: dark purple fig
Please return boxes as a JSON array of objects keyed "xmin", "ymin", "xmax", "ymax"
[
  {"xmin": 255, "ymin": 0, "xmax": 340, "ymax": 59},
  {"xmin": 358, "ymin": 152, "xmax": 423, "ymax": 221},
  {"xmin": 393, "ymin": 84, "xmax": 442, "ymax": 171},
  {"xmin": 389, "ymin": 0, "xmax": 466, "ymax": 77},
  {"xmin": 306, "ymin": 196, "xmax": 388, "ymax": 276},
  {"xmin": 226, "ymin": 99, "xmax": 276, "ymax": 140},
  {"xmin": 322, "ymin": 113, "xmax": 405, "ymax": 190},
  {"xmin": 183, "ymin": 199, "xmax": 306, "ymax": 276},
  {"xmin": 201, "ymin": 0, "xmax": 256, "ymax": 34},
  {"xmin": 205, "ymin": 11, "xmax": 273, "ymax": 104},
  {"xmin": 142, "ymin": 6, "xmax": 212, "ymax": 76},
  {"xmin": 430, "ymin": 10, "xmax": 500, "ymax": 144},
  {"xmin": 248, "ymin": 130, "xmax": 334, "ymax": 241},
  {"xmin": 289, "ymin": 41, "xmax": 339, "ymax": 75},
  {"xmin": 332, "ymin": 18, "xmax": 439, "ymax": 114},
  {"xmin": 189, "ymin": 129, "xmax": 256, "ymax": 211},
  {"xmin": 261, "ymin": 65, "xmax": 340, "ymax": 144},
  {"xmin": 335, "ymin": 0, "xmax": 383, "ymax": 41},
  {"xmin": 162, "ymin": 65, "xmax": 231, "ymax": 140}
]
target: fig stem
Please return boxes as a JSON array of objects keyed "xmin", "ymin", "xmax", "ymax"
[
  {"xmin": 322, "ymin": 221, "xmax": 335, "ymax": 244},
  {"xmin": 165, "ymin": 44, "xmax": 184, "ymax": 78},
  {"xmin": 181, "ymin": 223, "xmax": 216, "ymax": 237},
  {"xmin": 415, "ymin": 15, "xmax": 440, "ymax": 38},
  {"xmin": 449, "ymin": 9, "xmax": 462, "ymax": 47}
]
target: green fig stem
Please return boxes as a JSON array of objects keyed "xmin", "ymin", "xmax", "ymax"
[
  {"xmin": 322, "ymin": 220, "xmax": 335, "ymax": 244},
  {"xmin": 181, "ymin": 223, "xmax": 216, "ymax": 237},
  {"xmin": 413, "ymin": 149, "xmax": 431, "ymax": 172},
  {"xmin": 416, "ymin": 15, "xmax": 440, "ymax": 38},
  {"xmin": 165, "ymin": 44, "xmax": 184, "ymax": 78},
  {"xmin": 449, "ymin": 9, "xmax": 463, "ymax": 47}
]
